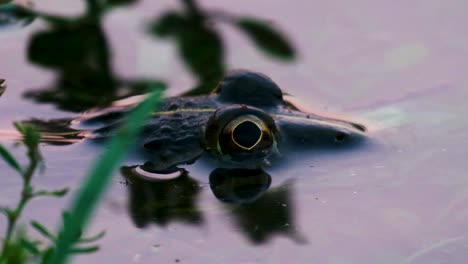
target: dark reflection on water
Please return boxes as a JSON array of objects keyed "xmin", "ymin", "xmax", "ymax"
[
  {"xmin": 4, "ymin": 0, "xmax": 295, "ymax": 112},
  {"xmin": 24, "ymin": 9, "xmax": 164, "ymax": 112},
  {"xmin": 149, "ymin": 0, "xmax": 225, "ymax": 95},
  {"xmin": 209, "ymin": 168, "xmax": 271, "ymax": 204},
  {"xmin": 149, "ymin": 0, "xmax": 295, "ymax": 95},
  {"xmin": 25, "ymin": 8, "xmax": 116, "ymax": 112},
  {"xmin": 0, "ymin": 1, "xmax": 158, "ymax": 111},
  {"xmin": 121, "ymin": 166, "xmax": 204, "ymax": 228},
  {"xmin": 122, "ymin": 165, "xmax": 306, "ymax": 245},
  {"xmin": 225, "ymin": 181, "xmax": 306, "ymax": 244},
  {"xmin": 210, "ymin": 168, "xmax": 305, "ymax": 244}
]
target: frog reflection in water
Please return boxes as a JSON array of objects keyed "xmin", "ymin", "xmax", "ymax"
[
  {"xmin": 73, "ymin": 70, "xmax": 366, "ymax": 172},
  {"xmin": 123, "ymin": 166, "xmax": 306, "ymax": 244}
]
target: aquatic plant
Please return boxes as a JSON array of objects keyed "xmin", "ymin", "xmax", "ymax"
[
  {"xmin": 0, "ymin": 90, "xmax": 161, "ymax": 263},
  {"xmin": 47, "ymin": 90, "xmax": 161, "ymax": 264},
  {"xmin": 0, "ymin": 123, "xmax": 70, "ymax": 263},
  {"xmin": 0, "ymin": 123, "xmax": 106, "ymax": 263}
]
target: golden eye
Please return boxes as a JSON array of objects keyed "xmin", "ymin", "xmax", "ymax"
[
  {"xmin": 227, "ymin": 116, "xmax": 264, "ymax": 150},
  {"xmin": 204, "ymin": 105, "xmax": 280, "ymax": 164}
]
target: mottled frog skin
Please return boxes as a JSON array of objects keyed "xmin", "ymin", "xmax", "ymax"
[{"xmin": 73, "ymin": 70, "xmax": 366, "ymax": 171}]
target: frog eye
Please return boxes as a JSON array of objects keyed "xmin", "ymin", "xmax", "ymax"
[
  {"xmin": 220, "ymin": 114, "xmax": 273, "ymax": 154},
  {"xmin": 226, "ymin": 116, "xmax": 264, "ymax": 150},
  {"xmin": 204, "ymin": 105, "xmax": 280, "ymax": 163}
]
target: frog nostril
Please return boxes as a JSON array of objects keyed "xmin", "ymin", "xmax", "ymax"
[
  {"xmin": 232, "ymin": 121, "xmax": 262, "ymax": 149},
  {"xmin": 335, "ymin": 132, "xmax": 346, "ymax": 143}
]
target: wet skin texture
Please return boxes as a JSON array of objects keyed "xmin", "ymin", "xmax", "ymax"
[{"xmin": 73, "ymin": 70, "xmax": 366, "ymax": 171}]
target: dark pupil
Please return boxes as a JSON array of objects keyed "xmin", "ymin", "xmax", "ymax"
[{"xmin": 232, "ymin": 121, "xmax": 261, "ymax": 149}]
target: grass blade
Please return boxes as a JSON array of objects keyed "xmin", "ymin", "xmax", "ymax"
[
  {"xmin": 0, "ymin": 144, "xmax": 22, "ymax": 173},
  {"xmin": 69, "ymin": 246, "xmax": 99, "ymax": 254},
  {"xmin": 77, "ymin": 230, "xmax": 106, "ymax": 244},
  {"xmin": 20, "ymin": 239, "xmax": 41, "ymax": 256},
  {"xmin": 32, "ymin": 188, "xmax": 69, "ymax": 198},
  {"xmin": 31, "ymin": 221, "xmax": 56, "ymax": 241},
  {"xmin": 47, "ymin": 91, "xmax": 161, "ymax": 264}
]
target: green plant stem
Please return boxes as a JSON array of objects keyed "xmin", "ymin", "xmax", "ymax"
[
  {"xmin": 47, "ymin": 91, "xmax": 161, "ymax": 264},
  {"xmin": 0, "ymin": 157, "xmax": 39, "ymax": 262}
]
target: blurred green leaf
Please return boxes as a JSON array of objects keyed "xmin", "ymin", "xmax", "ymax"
[
  {"xmin": 48, "ymin": 90, "xmax": 162, "ymax": 264},
  {"xmin": 149, "ymin": 10, "xmax": 225, "ymax": 95},
  {"xmin": 20, "ymin": 239, "xmax": 42, "ymax": 256},
  {"xmin": 13, "ymin": 122, "xmax": 26, "ymax": 134},
  {"xmin": 70, "ymin": 246, "xmax": 99, "ymax": 254},
  {"xmin": 178, "ymin": 22, "xmax": 224, "ymax": 85},
  {"xmin": 0, "ymin": 2, "xmax": 36, "ymax": 30},
  {"xmin": 150, "ymin": 12, "xmax": 185, "ymax": 36},
  {"xmin": 14, "ymin": 123, "xmax": 41, "ymax": 167},
  {"xmin": 25, "ymin": 16, "xmax": 161, "ymax": 112},
  {"xmin": 1, "ymin": 230, "xmax": 29, "ymax": 264},
  {"xmin": 151, "ymin": 12, "xmax": 224, "ymax": 79},
  {"xmin": 0, "ymin": 207, "xmax": 13, "ymax": 217},
  {"xmin": 125, "ymin": 79, "xmax": 167, "ymax": 93},
  {"xmin": 61, "ymin": 211, "xmax": 71, "ymax": 225},
  {"xmin": 40, "ymin": 248, "xmax": 54, "ymax": 263},
  {"xmin": 28, "ymin": 26, "xmax": 93, "ymax": 69},
  {"xmin": 105, "ymin": 0, "xmax": 138, "ymax": 7},
  {"xmin": 26, "ymin": 129, "xmax": 39, "ymax": 149},
  {"xmin": 32, "ymin": 188, "xmax": 69, "ymax": 198},
  {"xmin": 0, "ymin": 144, "xmax": 22, "ymax": 173},
  {"xmin": 14, "ymin": 123, "xmax": 40, "ymax": 151},
  {"xmin": 31, "ymin": 221, "xmax": 56, "ymax": 241},
  {"xmin": 236, "ymin": 18, "xmax": 295, "ymax": 60},
  {"xmin": 77, "ymin": 231, "xmax": 106, "ymax": 244}
]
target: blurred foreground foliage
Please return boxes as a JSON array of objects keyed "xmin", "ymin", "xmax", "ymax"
[
  {"xmin": 0, "ymin": 124, "xmax": 103, "ymax": 264},
  {"xmin": 48, "ymin": 90, "xmax": 162, "ymax": 264},
  {"xmin": 1, "ymin": 0, "xmax": 296, "ymax": 262},
  {"xmin": 1, "ymin": 0, "xmax": 295, "ymax": 111},
  {"xmin": 0, "ymin": 90, "xmax": 162, "ymax": 263},
  {"xmin": 22, "ymin": 0, "xmax": 163, "ymax": 112},
  {"xmin": 150, "ymin": 0, "xmax": 295, "ymax": 95}
]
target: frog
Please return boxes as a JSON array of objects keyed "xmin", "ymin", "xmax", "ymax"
[{"xmin": 71, "ymin": 70, "xmax": 366, "ymax": 172}]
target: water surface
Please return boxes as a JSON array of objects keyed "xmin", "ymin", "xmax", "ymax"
[{"xmin": 1, "ymin": 1, "xmax": 468, "ymax": 263}]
